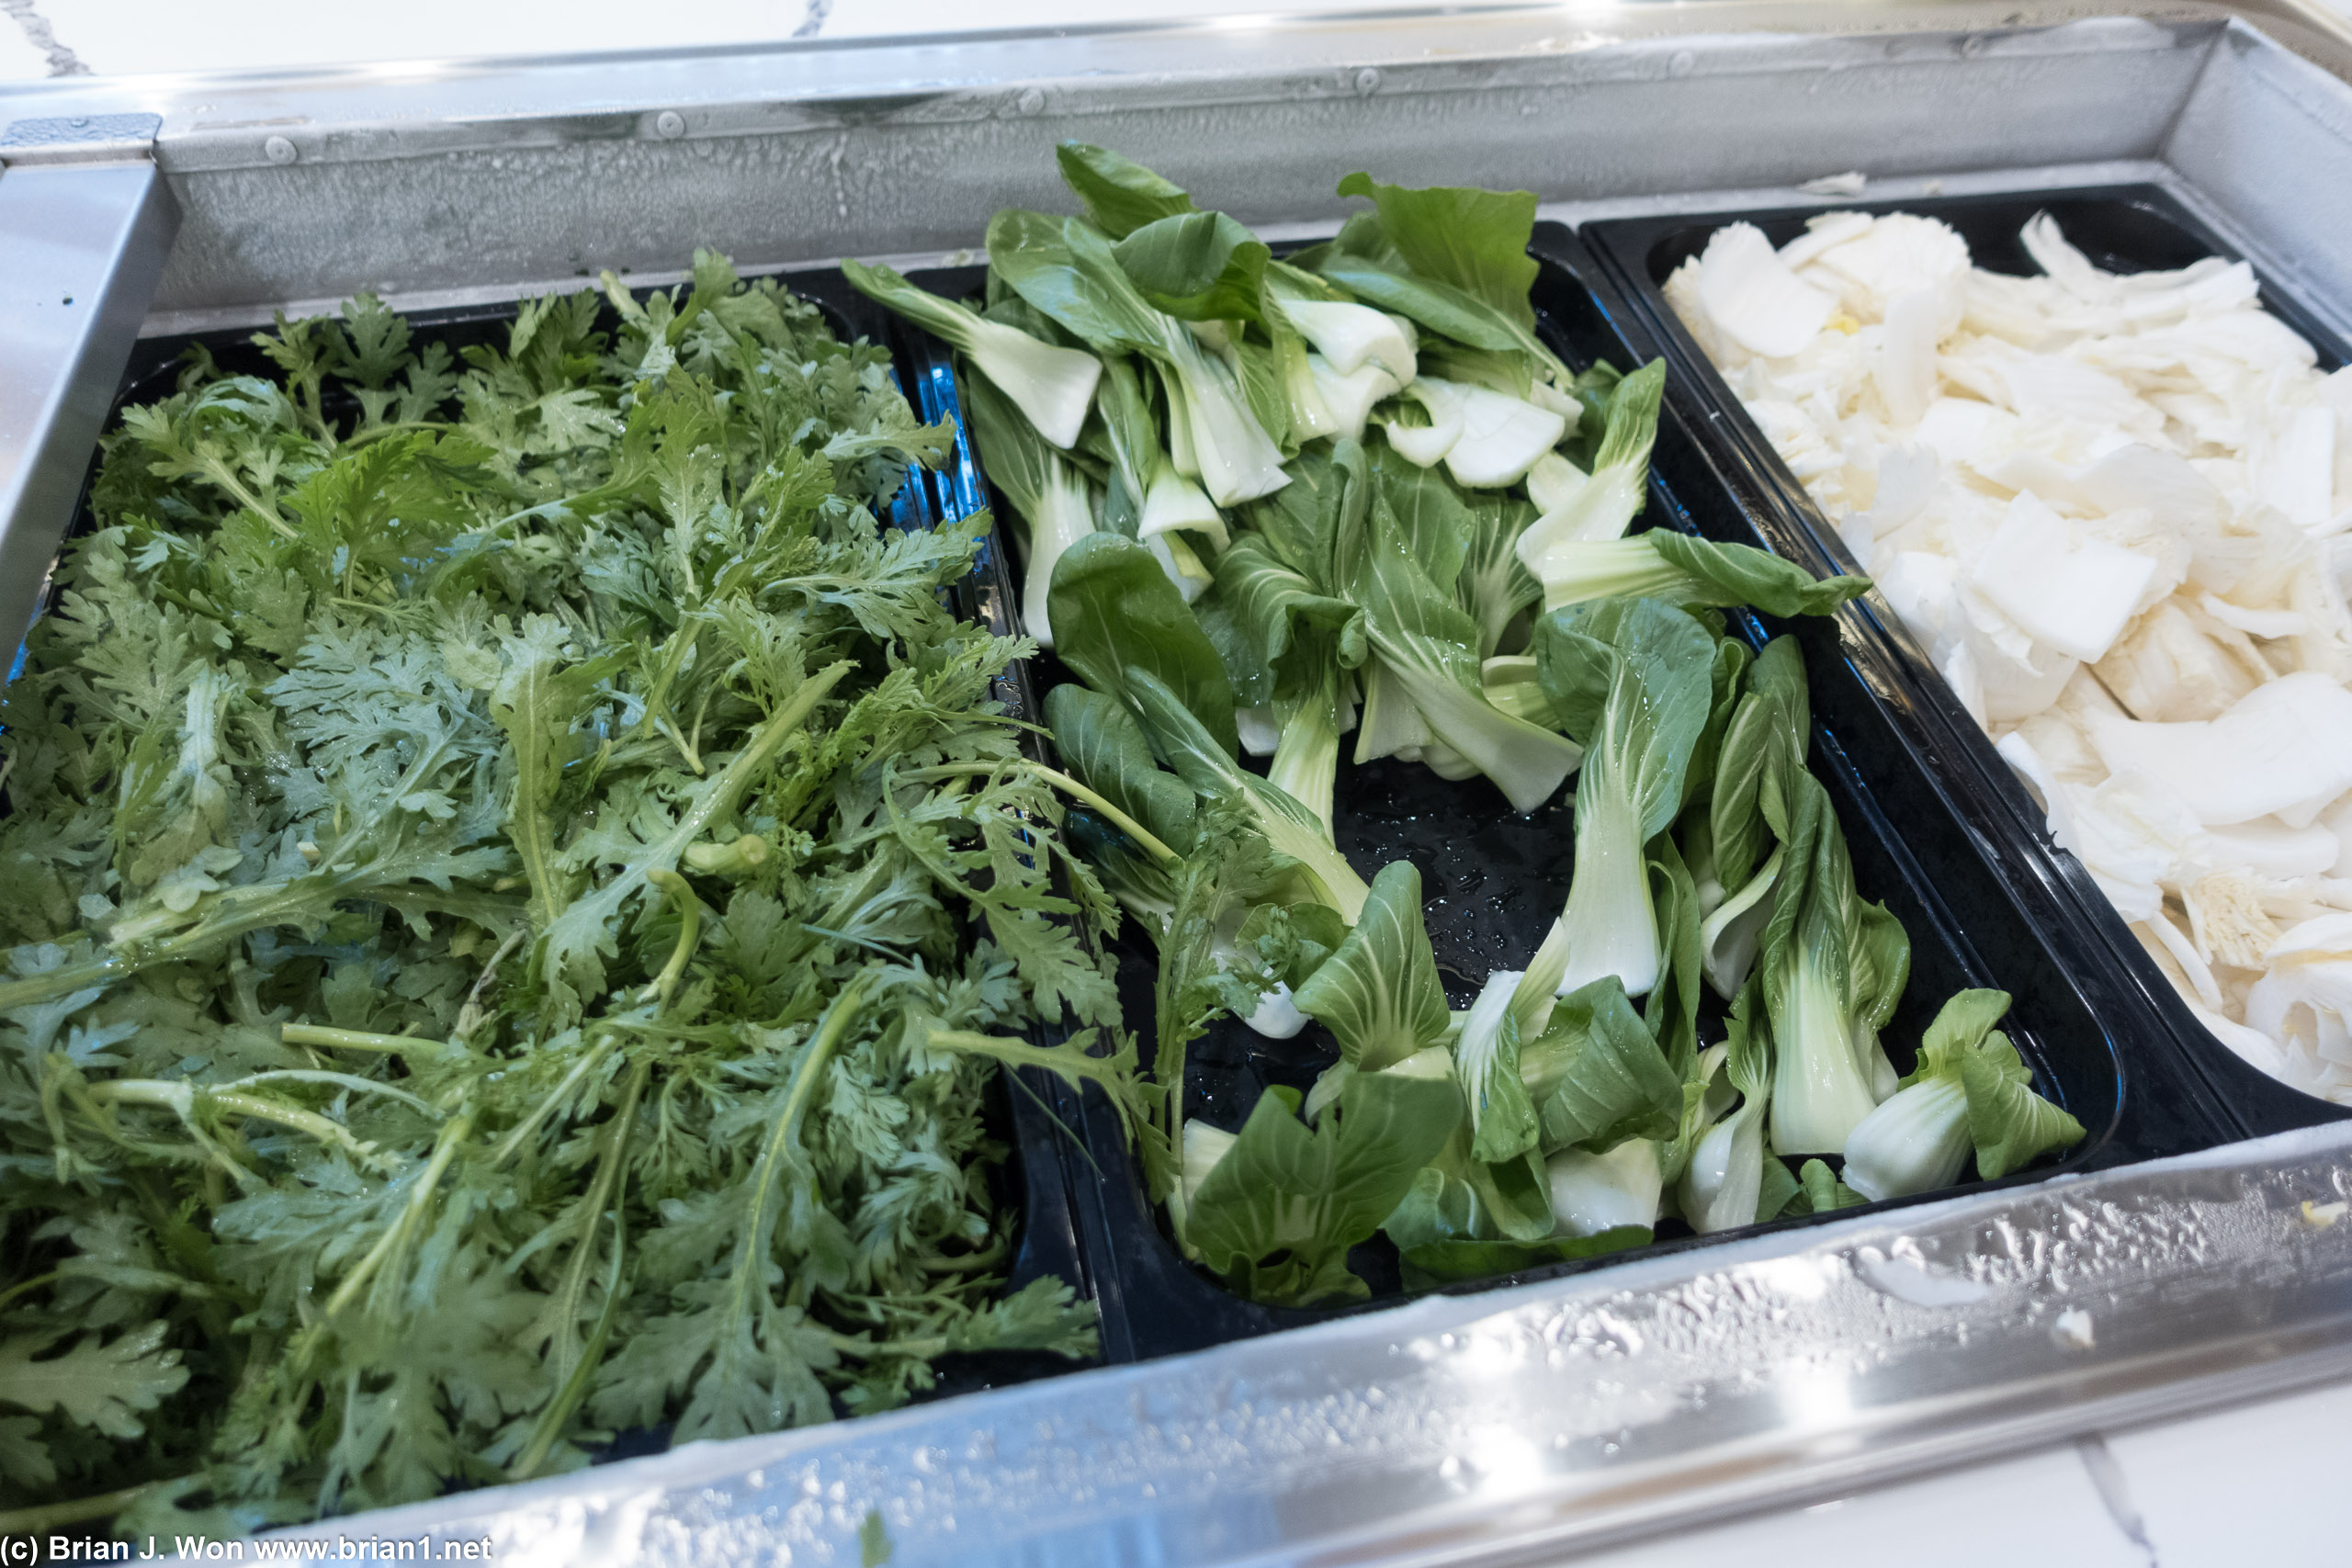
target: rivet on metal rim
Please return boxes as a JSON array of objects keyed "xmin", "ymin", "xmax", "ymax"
[
  {"xmin": 1016, "ymin": 87, "xmax": 1046, "ymax": 117},
  {"xmin": 1668, "ymin": 50, "xmax": 1698, "ymax": 78},
  {"xmin": 1354, "ymin": 67, "xmax": 1381, "ymax": 96},
  {"xmin": 264, "ymin": 135, "xmax": 297, "ymax": 164},
  {"xmin": 655, "ymin": 110, "xmax": 686, "ymax": 139}
]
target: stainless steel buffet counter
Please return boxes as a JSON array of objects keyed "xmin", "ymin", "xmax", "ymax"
[{"xmin": 5, "ymin": 6, "xmax": 2352, "ymax": 1561}]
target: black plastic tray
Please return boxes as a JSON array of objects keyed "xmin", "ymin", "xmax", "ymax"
[
  {"xmin": 906, "ymin": 229, "xmax": 2243, "ymax": 1362},
  {"xmin": 1585, "ymin": 185, "xmax": 2352, "ymax": 1140},
  {"xmin": 50, "ymin": 269, "xmax": 1098, "ymax": 1410}
]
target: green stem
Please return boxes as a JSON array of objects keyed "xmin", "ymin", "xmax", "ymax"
[
  {"xmin": 326, "ymin": 1109, "xmax": 475, "ymax": 1318},
  {"xmin": 343, "ymin": 419, "xmax": 455, "ymax": 447},
  {"xmin": 0, "ymin": 1270, "xmax": 62, "ymax": 1313},
  {"xmin": 638, "ymin": 870, "xmax": 705, "ymax": 1006},
  {"xmin": 713, "ymin": 970, "xmax": 877, "ymax": 1362},
  {"xmin": 899, "ymin": 760, "xmax": 1179, "ymax": 864},
  {"xmin": 199, "ymin": 452, "xmax": 296, "ymax": 540},
  {"xmin": 510, "ymin": 1059, "xmax": 647, "ymax": 1483},
  {"xmin": 0, "ymin": 1480, "xmax": 178, "ymax": 1535},
  {"xmin": 0, "ymin": 736, "xmax": 464, "ymax": 1015},
  {"xmin": 491, "ymin": 1034, "xmax": 617, "ymax": 1168},
  {"xmin": 87, "ymin": 1079, "xmax": 383, "ymax": 1168},
  {"xmin": 281, "ymin": 1023, "xmax": 453, "ymax": 1059}
]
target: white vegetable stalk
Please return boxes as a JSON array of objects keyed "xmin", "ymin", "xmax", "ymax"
[
  {"xmin": 1479, "ymin": 654, "xmax": 1552, "ymax": 725},
  {"xmin": 1270, "ymin": 699, "xmax": 1342, "ymax": 837},
  {"xmin": 1308, "ymin": 355, "xmax": 1401, "ymax": 440},
  {"xmin": 1381, "ymin": 377, "xmax": 1566, "ymax": 490},
  {"xmin": 1546, "ymin": 1139, "xmax": 1664, "ymax": 1237},
  {"xmin": 1769, "ymin": 962, "xmax": 1882, "ymax": 1155},
  {"xmin": 1693, "ymin": 222, "xmax": 1837, "ymax": 359},
  {"xmin": 1518, "ymin": 465, "xmax": 1651, "ymax": 592},
  {"xmin": 1020, "ymin": 455, "xmax": 1098, "ymax": 649},
  {"xmin": 1841, "ymin": 1076, "xmax": 1971, "ymax": 1201},
  {"xmin": 1527, "ymin": 452, "xmax": 1587, "ymax": 514},
  {"xmin": 842, "ymin": 261, "xmax": 1102, "ymax": 449},
  {"xmin": 1243, "ymin": 981, "xmax": 1308, "ymax": 1040},
  {"xmin": 1140, "ymin": 457, "xmax": 1230, "ymax": 550},
  {"xmin": 1700, "ymin": 844, "xmax": 1783, "ymax": 1000},
  {"xmin": 1170, "ymin": 1119, "xmax": 1240, "ymax": 1251},
  {"xmin": 1678, "ymin": 1094, "xmax": 1766, "ymax": 1234},
  {"xmin": 1384, "ymin": 379, "xmax": 1464, "ymax": 468},
  {"xmin": 1280, "ymin": 298, "xmax": 1419, "ymax": 382},
  {"xmin": 1442, "ymin": 380, "xmax": 1569, "ymax": 490},
  {"xmin": 1144, "ymin": 531, "xmax": 1215, "ymax": 604},
  {"xmin": 1556, "ymin": 751, "xmax": 1660, "ymax": 998},
  {"xmin": 1522, "ymin": 536, "xmax": 1689, "ymax": 615},
  {"xmin": 1453, "ymin": 969, "xmax": 1522, "ymax": 1147},
  {"xmin": 1164, "ymin": 332, "xmax": 1290, "ymax": 507},
  {"xmin": 1281, "ymin": 341, "xmax": 1341, "ymax": 443}
]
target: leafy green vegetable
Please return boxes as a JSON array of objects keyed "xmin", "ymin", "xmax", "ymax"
[
  {"xmin": 1843, "ymin": 988, "xmax": 2085, "ymax": 1198},
  {"xmin": 1122, "ymin": 668, "xmax": 1371, "ymax": 922},
  {"xmin": 1758, "ymin": 770, "xmax": 1892, "ymax": 1155},
  {"xmin": 1055, "ymin": 141, "xmax": 1197, "ymax": 239},
  {"xmin": 1396, "ymin": 1227, "xmax": 1646, "ymax": 1292},
  {"xmin": 1291, "ymin": 862, "xmax": 1450, "ymax": 1072},
  {"xmin": 0, "ymin": 258, "xmax": 1110, "ymax": 1530},
  {"xmin": 842, "ymin": 258, "xmax": 1100, "ymax": 448},
  {"xmin": 1333, "ymin": 173, "xmax": 1542, "ymax": 330},
  {"xmin": 1182, "ymin": 1069, "xmax": 1460, "ymax": 1306},
  {"xmin": 1113, "ymin": 212, "xmax": 1272, "ymax": 324},
  {"xmin": 1047, "ymin": 531, "xmax": 1239, "ymax": 757},
  {"xmin": 1522, "ymin": 532, "xmax": 1872, "ymax": 619},
  {"xmin": 1533, "ymin": 597, "xmax": 1716, "ymax": 998},
  {"xmin": 1526, "ymin": 977, "xmax": 1683, "ymax": 1152},
  {"xmin": 1515, "ymin": 362, "xmax": 1667, "ymax": 575}
]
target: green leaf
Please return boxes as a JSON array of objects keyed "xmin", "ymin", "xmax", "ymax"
[
  {"xmin": 1056, "ymin": 142, "xmax": 1196, "ymax": 238},
  {"xmin": 1124, "ymin": 666, "xmax": 1371, "ymax": 922},
  {"xmin": 1684, "ymin": 633, "xmax": 1753, "ymax": 811},
  {"xmin": 1047, "ymin": 532, "xmax": 1239, "ymax": 758},
  {"xmin": 1044, "ymin": 682, "xmax": 1200, "ymax": 857},
  {"xmin": 0, "ymin": 1322, "xmax": 189, "ymax": 1438},
  {"xmin": 1343, "ymin": 441, "xmax": 1581, "ymax": 812},
  {"xmin": 987, "ymin": 209, "xmax": 1169, "ymax": 360},
  {"xmin": 1292, "ymin": 861, "xmax": 1451, "ymax": 1072},
  {"xmin": 1384, "ymin": 1120, "xmax": 1555, "ymax": 1251},
  {"xmin": 1334, "ymin": 171, "xmax": 1541, "ymax": 330},
  {"xmin": 1648, "ymin": 533, "xmax": 1872, "ymax": 618},
  {"xmin": 1958, "ymin": 1032, "xmax": 2086, "ymax": 1179},
  {"xmin": 1113, "ymin": 212, "xmax": 1271, "ymax": 323},
  {"xmin": 1398, "ymin": 1226, "xmax": 1648, "ymax": 1290},
  {"xmin": 1184, "ymin": 1069, "xmax": 1463, "ymax": 1307},
  {"xmin": 1532, "ymin": 976, "xmax": 1682, "ymax": 1152},
  {"xmin": 1712, "ymin": 634, "xmax": 1811, "ymax": 893},
  {"xmin": 1645, "ymin": 831, "xmax": 1705, "ymax": 1077},
  {"xmin": 1788, "ymin": 1157, "xmax": 1869, "ymax": 1214}
]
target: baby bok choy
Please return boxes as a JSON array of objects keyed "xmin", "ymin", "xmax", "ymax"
[{"xmin": 1843, "ymin": 990, "xmax": 2086, "ymax": 1201}]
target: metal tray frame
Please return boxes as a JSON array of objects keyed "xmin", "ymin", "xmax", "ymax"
[{"xmin": 8, "ymin": 8, "xmax": 2352, "ymax": 1564}]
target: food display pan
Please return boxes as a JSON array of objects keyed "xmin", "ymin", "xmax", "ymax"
[
  {"xmin": 1585, "ymin": 186, "xmax": 2352, "ymax": 1140},
  {"xmin": 42, "ymin": 272, "xmax": 1102, "ymax": 1414},
  {"xmin": 897, "ymin": 228, "xmax": 2241, "ymax": 1362}
]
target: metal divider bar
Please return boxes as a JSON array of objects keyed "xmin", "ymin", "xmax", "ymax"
[{"xmin": 0, "ymin": 123, "xmax": 179, "ymax": 664}]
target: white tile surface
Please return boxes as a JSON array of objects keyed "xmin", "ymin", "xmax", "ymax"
[
  {"xmin": 1554, "ymin": 1445, "xmax": 2145, "ymax": 1568},
  {"xmin": 2100, "ymin": 1378, "xmax": 2352, "ymax": 1567},
  {"xmin": 0, "ymin": 8, "xmax": 56, "ymax": 80}
]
